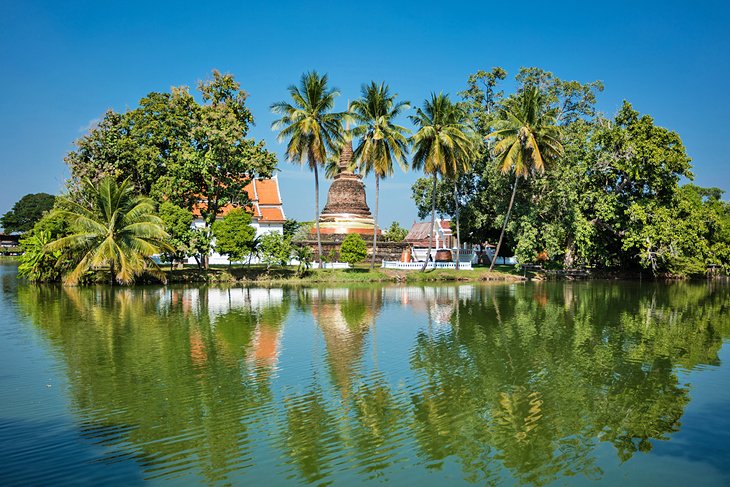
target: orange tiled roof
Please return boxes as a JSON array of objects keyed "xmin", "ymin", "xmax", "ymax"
[
  {"xmin": 191, "ymin": 177, "xmax": 286, "ymax": 223},
  {"xmin": 259, "ymin": 206, "xmax": 285, "ymax": 222}
]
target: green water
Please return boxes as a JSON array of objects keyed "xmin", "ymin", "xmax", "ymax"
[{"xmin": 1, "ymin": 263, "xmax": 730, "ymax": 486}]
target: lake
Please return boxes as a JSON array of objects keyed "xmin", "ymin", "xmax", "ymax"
[{"xmin": 1, "ymin": 263, "xmax": 729, "ymax": 486}]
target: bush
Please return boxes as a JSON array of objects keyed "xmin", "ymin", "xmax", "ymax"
[{"xmin": 340, "ymin": 234, "xmax": 367, "ymax": 266}]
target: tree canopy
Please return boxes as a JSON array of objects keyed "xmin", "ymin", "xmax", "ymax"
[
  {"xmin": 410, "ymin": 66, "xmax": 729, "ymax": 276},
  {"xmin": 1, "ymin": 193, "xmax": 56, "ymax": 233},
  {"xmin": 65, "ymin": 70, "xmax": 277, "ymax": 229}
]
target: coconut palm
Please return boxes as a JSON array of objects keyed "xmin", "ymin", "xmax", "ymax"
[
  {"xmin": 441, "ymin": 112, "xmax": 477, "ymax": 270},
  {"xmin": 350, "ymin": 82, "xmax": 410, "ymax": 269},
  {"xmin": 410, "ymin": 93, "xmax": 474, "ymax": 271},
  {"xmin": 46, "ymin": 177, "xmax": 170, "ymax": 285},
  {"xmin": 271, "ymin": 71, "xmax": 346, "ymax": 265},
  {"xmin": 487, "ymin": 86, "xmax": 563, "ymax": 271}
]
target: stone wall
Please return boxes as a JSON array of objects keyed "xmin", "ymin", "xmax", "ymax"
[{"xmin": 298, "ymin": 237, "xmax": 408, "ymax": 262}]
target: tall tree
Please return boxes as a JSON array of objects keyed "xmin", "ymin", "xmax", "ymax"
[
  {"xmin": 45, "ymin": 177, "xmax": 170, "ymax": 285},
  {"xmin": 1, "ymin": 193, "xmax": 56, "ymax": 233},
  {"xmin": 271, "ymin": 71, "xmax": 346, "ymax": 265},
  {"xmin": 487, "ymin": 86, "xmax": 564, "ymax": 270},
  {"xmin": 64, "ymin": 71, "xmax": 277, "ymax": 268},
  {"xmin": 350, "ymin": 81, "xmax": 410, "ymax": 269},
  {"xmin": 410, "ymin": 94, "xmax": 475, "ymax": 271}
]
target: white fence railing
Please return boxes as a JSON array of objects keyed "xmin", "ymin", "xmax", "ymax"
[
  {"xmin": 382, "ymin": 260, "xmax": 472, "ymax": 270},
  {"xmin": 314, "ymin": 262, "xmax": 350, "ymax": 269}
]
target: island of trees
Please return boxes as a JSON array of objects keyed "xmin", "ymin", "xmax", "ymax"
[{"xmin": 6, "ymin": 67, "xmax": 729, "ymax": 284}]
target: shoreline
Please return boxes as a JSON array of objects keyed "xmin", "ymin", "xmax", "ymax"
[{"xmin": 158, "ymin": 266, "xmax": 527, "ymax": 285}]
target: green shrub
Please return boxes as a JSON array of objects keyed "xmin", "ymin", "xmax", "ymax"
[{"xmin": 340, "ymin": 234, "xmax": 367, "ymax": 266}]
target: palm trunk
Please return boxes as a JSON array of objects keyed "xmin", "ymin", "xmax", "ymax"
[
  {"xmin": 313, "ymin": 163, "xmax": 323, "ymax": 267},
  {"xmin": 370, "ymin": 174, "xmax": 379, "ymax": 270},
  {"xmin": 454, "ymin": 180, "xmax": 461, "ymax": 270},
  {"xmin": 421, "ymin": 173, "xmax": 438, "ymax": 272},
  {"xmin": 489, "ymin": 176, "xmax": 519, "ymax": 271},
  {"xmin": 110, "ymin": 262, "xmax": 115, "ymax": 286}
]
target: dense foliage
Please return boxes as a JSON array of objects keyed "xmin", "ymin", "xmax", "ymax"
[
  {"xmin": 1, "ymin": 193, "xmax": 56, "ymax": 233},
  {"xmin": 64, "ymin": 70, "xmax": 277, "ymax": 232},
  {"xmin": 412, "ymin": 67, "xmax": 729, "ymax": 276},
  {"xmin": 38, "ymin": 177, "xmax": 169, "ymax": 285}
]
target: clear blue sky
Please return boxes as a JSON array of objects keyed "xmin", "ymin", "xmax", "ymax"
[{"xmin": 1, "ymin": 0, "xmax": 729, "ymax": 226}]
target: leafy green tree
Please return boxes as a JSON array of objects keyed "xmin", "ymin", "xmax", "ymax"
[
  {"xmin": 158, "ymin": 202, "xmax": 195, "ymax": 269},
  {"xmin": 410, "ymin": 93, "xmax": 475, "ymax": 270},
  {"xmin": 164, "ymin": 72, "xmax": 276, "ymax": 232},
  {"xmin": 64, "ymin": 71, "xmax": 277, "ymax": 269},
  {"xmin": 383, "ymin": 222, "xmax": 408, "ymax": 242},
  {"xmin": 45, "ymin": 177, "xmax": 170, "ymax": 285},
  {"xmin": 259, "ymin": 232, "xmax": 291, "ymax": 269},
  {"xmin": 211, "ymin": 208, "xmax": 256, "ymax": 265},
  {"xmin": 487, "ymin": 86, "xmax": 564, "ymax": 270},
  {"xmin": 350, "ymin": 81, "xmax": 410, "ymax": 269},
  {"xmin": 271, "ymin": 71, "xmax": 346, "ymax": 265},
  {"xmin": 1, "ymin": 193, "xmax": 56, "ymax": 233},
  {"xmin": 340, "ymin": 233, "xmax": 367, "ymax": 266}
]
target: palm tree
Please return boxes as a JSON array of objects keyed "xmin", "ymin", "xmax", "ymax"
[
  {"xmin": 487, "ymin": 86, "xmax": 563, "ymax": 271},
  {"xmin": 442, "ymin": 113, "xmax": 477, "ymax": 270},
  {"xmin": 351, "ymin": 82, "xmax": 410, "ymax": 269},
  {"xmin": 271, "ymin": 71, "xmax": 346, "ymax": 266},
  {"xmin": 46, "ymin": 177, "xmax": 170, "ymax": 285},
  {"xmin": 410, "ymin": 93, "xmax": 474, "ymax": 271}
]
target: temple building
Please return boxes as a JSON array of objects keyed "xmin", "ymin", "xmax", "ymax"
[
  {"xmin": 190, "ymin": 175, "xmax": 286, "ymax": 264},
  {"xmin": 317, "ymin": 139, "xmax": 380, "ymax": 236}
]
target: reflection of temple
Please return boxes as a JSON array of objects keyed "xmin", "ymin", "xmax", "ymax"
[
  {"xmin": 308, "ymin": 288, "xmax": 381, "ymax": 398},
  {"xmin": 383, "ymin": 286, "xmax": 476, "ymax": 326},
  {"xmin": 316, "ymin": 139, "xmax": 380, "ymax": 236}
]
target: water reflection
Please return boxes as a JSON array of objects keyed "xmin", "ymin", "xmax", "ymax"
[{"xmin": 14, "ymin": 281, "xmax": 730, "ymax": 485}]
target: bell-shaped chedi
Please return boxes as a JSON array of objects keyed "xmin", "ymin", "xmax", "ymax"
[{"xmin": 317, "ymin": 139, "xmax": 380, "ymax": 235}]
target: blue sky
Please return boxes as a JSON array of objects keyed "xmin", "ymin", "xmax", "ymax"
[{"xmin": 1, "ymin": 0, "xmax": 729, "ymax": 226}]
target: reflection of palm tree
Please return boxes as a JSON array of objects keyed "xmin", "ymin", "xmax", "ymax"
[
  {"xmin": 280, "ymin": 386, "xmax": 339, "ymax": 484},
  {"xmin": 18, "ymin": 284, "xmax": 282, "ymax": 484}
]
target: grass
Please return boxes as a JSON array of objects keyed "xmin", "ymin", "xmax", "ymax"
[{"xmin": 162, "ymin": 262, "xmax": 523, "ymax": 284}]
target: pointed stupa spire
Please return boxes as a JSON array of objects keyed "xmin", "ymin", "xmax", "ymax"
[{"xmin": 338, "ymin": 105, "xmax": 354, "ymax": 174}]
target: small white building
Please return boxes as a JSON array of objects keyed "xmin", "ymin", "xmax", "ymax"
[{"xmin": 190, "ymin": 176, "xmax": 286, "ymax": 265}]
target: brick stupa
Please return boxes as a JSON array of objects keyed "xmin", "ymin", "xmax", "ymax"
[{"xmin": 316, "ymin": 139, "xmax": 380, "ymax": 235}]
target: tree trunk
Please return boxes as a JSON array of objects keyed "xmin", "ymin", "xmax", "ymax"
[
  {"xmin": 109, "ymin": 262, "xmax": 115, "ymax": 286},
  {"xmin": 314, "ymin": 164, "xmax": 323, "ymax": 267},
  {"xmin": 370, "ymin": 174, "xmax": 379, "ymax": 270},
  {"xmin": 421, "ymin": 173, "xmax": 438, "ymax": 272},
  {"xmin": 454, "ymin": 179, "xmax": 461, "ymax": 270},
  {"xmin": 489, "ymin": 176, "xmax": 519, "ymax": 271}
]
